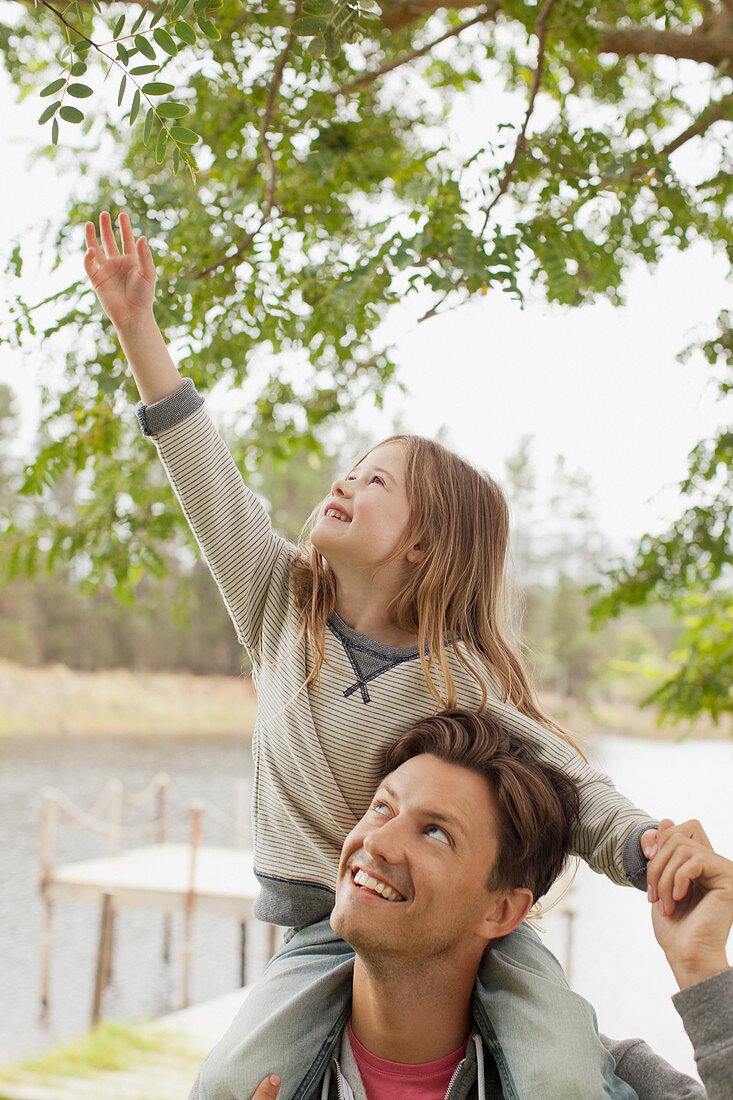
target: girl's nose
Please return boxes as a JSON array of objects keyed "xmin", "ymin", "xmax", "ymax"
[{"xmin": 331, "ymin": 477, "xmax": 350, "ymax": 497}]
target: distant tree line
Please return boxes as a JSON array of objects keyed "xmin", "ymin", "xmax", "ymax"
[{"xmin": 1, "ymin": 382, "xmax": 681, "ymax": 712}]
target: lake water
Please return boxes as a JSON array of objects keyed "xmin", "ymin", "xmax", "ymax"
[{"xmin": 2, "ymin": 731, "xmax": 732, "ymax": 1081}]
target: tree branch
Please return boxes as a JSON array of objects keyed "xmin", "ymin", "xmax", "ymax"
[
  {"xmin": 594, "ymin": 23, "xmax": 733, "ymax": 67},
  {"xmin": 653, "ymin": 91, "xmax": 733, "ymax": 162},
  {"xmin": 188, "ymin": 6, "xmax": 302, "ymax": 281},
  {"xmin": 480, "ymin": 0, "xmax": 557, "ymax": 234},
  {"xmin": 336, "ymin": 5, "xmax": 501, "ymax": 94}
]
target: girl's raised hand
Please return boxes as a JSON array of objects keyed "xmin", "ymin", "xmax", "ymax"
[{"xmin": 84, "ymin": 211, "xmax": 157, "ymax": 330}]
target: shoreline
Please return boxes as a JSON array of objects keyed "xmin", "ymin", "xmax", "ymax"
[{"xmin": 0, "ymin": 661, "xmax": 728, "ymax": 741}]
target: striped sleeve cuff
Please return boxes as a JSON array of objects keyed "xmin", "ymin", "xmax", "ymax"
[{"xmin": 136, "ymin": 378, "xmax": 204, "ymax": 437}]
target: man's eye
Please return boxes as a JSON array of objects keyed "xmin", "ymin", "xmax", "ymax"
[
  {"xmin": 372, "ymin": 801, "xmax": 390, "ymax": 816},
  {"xmin": 426, "ymin": 825, "xmax": 450, "ymax": 845}
]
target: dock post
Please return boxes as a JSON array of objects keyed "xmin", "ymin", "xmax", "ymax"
[
  {"xmin": 183, "ymin": 802, "xmax": 203, "ymax": 1008},
  {"xmin": 91, "ymin": 892, "xmax": 115, "ymax": 1026},
  {"xmin": 39, "ymin": 790, "xmax": 58, "ymax": 1015},
  {"xmin": 240, "ymin": 923, "xmax": 247, "ymax": 987},
  {"xmin": 156, "ymin": 775, "xmax": 172, "ymax": 967}
]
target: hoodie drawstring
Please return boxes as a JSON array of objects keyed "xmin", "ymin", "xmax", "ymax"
[{"xmin": 473, "ymin": 1032, "xmax": 486, "ymax": 1100}]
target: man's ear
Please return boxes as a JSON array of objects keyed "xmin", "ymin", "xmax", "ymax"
[{"xmin": 475, "ymin": 888, "xmax": 533, "ymax": 944}]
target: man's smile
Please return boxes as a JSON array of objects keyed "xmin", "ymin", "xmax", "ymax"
[{"xmin": 350, "ymin": 864, "xmax": 405, "ymax": 903}]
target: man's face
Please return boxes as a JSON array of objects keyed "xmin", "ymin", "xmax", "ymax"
[{"xmin": 331, "ymin": 754, "xmax": 505, "ymax": 966}]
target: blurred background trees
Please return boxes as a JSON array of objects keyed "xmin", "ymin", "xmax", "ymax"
[{"xmin": 0, "ymin": 1, "xmax": 730, "ymax": 722}]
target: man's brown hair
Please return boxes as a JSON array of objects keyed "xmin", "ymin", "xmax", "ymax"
[{"xmin": 384, "ymin": 709, "xmax": 580, "ymax": 902}]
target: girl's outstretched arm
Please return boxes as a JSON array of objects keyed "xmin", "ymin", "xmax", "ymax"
[{"xmin": 84, "ymin": 211, "xmax": 183, "ymax": 404}]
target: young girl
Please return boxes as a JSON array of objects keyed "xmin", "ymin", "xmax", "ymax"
[{"xmin": 84, "ymin": 211, "xmax": 653, "ymax": 1100}]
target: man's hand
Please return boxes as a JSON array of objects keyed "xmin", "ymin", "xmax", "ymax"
[
  {"xmin": 251, "ymin": 1074, "xmax": 281, "ymax": 1099},
  {"xmin": 647, "ymin": 818, "xmax": 733, "ymax": 990}
]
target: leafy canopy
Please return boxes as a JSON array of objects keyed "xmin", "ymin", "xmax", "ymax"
[{"xmin": 1, "ymin": 0, "xmax": 732, "ymax": 720}]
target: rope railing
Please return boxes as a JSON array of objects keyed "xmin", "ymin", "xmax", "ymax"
[
  {"xmin": 42, "ymin": 789, "xmax": 190, "ymax": 841},
  {"xmin": 41, "ymin": 778, "xmax": 250, "ymax": 848}
]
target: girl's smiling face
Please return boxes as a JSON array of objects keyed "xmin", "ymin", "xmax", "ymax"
[{"xmin": 311, "ymin": 442, "xmax": 417, "ymax": 572}]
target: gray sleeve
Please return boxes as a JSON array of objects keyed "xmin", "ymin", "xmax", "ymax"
[
  {"xmin": 479, "ymin": 696, "xmax": 657, "ymax": 887},
  {"xmin": 602, "ymin": 1033, "xmax": 705, "ymax": 1098},
  {"xmin": 673, "ymin": 968, "xmax": 733, "ymax": 1100},
  {"xmin": 136, "ymin": 377, "xmax": 204, "ymax": 436}
]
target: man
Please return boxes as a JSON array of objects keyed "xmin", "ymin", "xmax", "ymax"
[{"xmin": 226, "ymin": 711, "xmax": 733, "ymax": 1099}]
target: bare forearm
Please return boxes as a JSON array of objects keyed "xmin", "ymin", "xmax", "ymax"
[{"xmin": 115, "ymin": 311, "xmax": 184, "ymax": 405}]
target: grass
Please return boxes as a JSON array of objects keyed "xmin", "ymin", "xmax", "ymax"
[
  {"xmin": 11, "ymin": 1021, "xmax": 194, "ymax": 1079},
  {"xmin": 0, "ymin": 660, "xmax": 257, "ymax": 738},
  {"xmin": 0, "ymin": 660, "xmax": 728, "ymax": 740}
]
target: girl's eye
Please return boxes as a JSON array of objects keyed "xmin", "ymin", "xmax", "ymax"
[
  {"xmin": 426, "ymin": 825, "xmax": 451, "ymax": 845},
  {"xmin": 370, "ymin": 475, "xmax": 385, "ymax": 486}
]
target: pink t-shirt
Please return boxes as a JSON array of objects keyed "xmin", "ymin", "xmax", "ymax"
[{"xmin": 348, "ymin": 1022, "xmax": 468, "ymax": 1100}]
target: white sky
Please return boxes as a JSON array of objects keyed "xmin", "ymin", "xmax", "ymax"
[{"xmin": 1, "ymin": 61, "xmax": 730, "ymax": 554}]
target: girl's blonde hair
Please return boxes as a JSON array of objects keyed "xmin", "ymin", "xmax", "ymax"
[{"xmin": 290, "ymin": 434, "xmax": 568, "ymax": 740}]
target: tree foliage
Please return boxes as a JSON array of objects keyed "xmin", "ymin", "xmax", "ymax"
[{"xmin": 1, "ymin": 0, "xmax": 732, "ymax": 719}]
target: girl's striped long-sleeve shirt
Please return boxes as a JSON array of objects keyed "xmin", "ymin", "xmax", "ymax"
[{"xmin": 138, "ymin": 380, "xmax": 657, "ymax": 927}]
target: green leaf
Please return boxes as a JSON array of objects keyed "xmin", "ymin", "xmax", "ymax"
[
  {"xmin": 135, "ymin": 35, "xmax": 157, "ymax": 59},
  {"xmin": 169, "ymin": 125, "xmax": 198, "ymax": 144},
  {"xmin": 302, "ymin": 0, "xmax": 333, "ymax": 13},
  {"xmin": 171, "ymin": 0, "xmax": 190, "ymax": 18},
  {"xmin": 153, "ymin": 27, "xmax": 178, "ymax": 54},
  {"xmin": 291, "ymin": 16, "xmax": 328, "ymax": 36},
  {"xmin": 173, "ymin": 144, "xmax": 180, "ymax": 173},
  {"xmin": 155, "ymin": 125, "xmax": 168, "ymax": 163},
  {"xmin": 142, "ymin": 81, "xmax": 175, "ymax": 95},
  {"xmin": 131, "ymin": 6, "xmax": 148, "ymax": 33},
  {"xmin": 51, "ymin": 118, "xmax": 59, "ymax": 145},
  {"xmin": 113, "ymin": 14, "xmax": 125, "ymax": 38},
  {"xmin": 38, "ymin": 100, "xmax": 61, "ymax": 125},
  {"xmin": 59, "ymin": 105, "xmax": 85, "ymax": 124},
  {"xmin": 117, "ymin": 74, "xmax": 127, "ymax": 107},
  {"xmin": 143, "ymin": 106, "xmax": 155, "ymax": 144},
  {"xmin": 69, "ymin": 61, "xmax": 87, "ymax": 76},
  {"xmin": 323, "ymin": 33, "xmax": 340, "ymax": 58},
  {"xmin": 130, "ymin": 64, "xmax": 158, "ymax": 74},
  {"xmin": 117, "ymin": 41, "xmax": 130, "ymax": 64},
  {"xmin": 68, "ymin": 83, "xmax": 94, "ymax": 98},
  {"xmin": 156, "ymin": 100, "xmax": 190, "ymax": 118},
  {"xmin": 150, "ymin": 0, "xmax": 168, "ymax": 26},
  {"xmin": 74, "ymin": 2, "xmax": 85, "ymax": 23},
  {"xmin": 307, "ymin": 36, "xmax": 326, "ymax": 58},
  {"xmin": 40, "ymin": 78, "xmax": 66, "ymax": 98},
  {"xmin": 196, "ymin": 16, "xmax": 220, "ymax": 39},
  {"xmin": 174, "ymin": 20, "xmax": 196, "ymax": 44},
  {"xmin": 130, "ymin": 89, "xmax": 141, "ymax": 124}
]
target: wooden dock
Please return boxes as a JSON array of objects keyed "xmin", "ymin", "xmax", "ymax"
[{"xmin": 38, "ymin": 779, "xmax": 278, "ymax": 1027}]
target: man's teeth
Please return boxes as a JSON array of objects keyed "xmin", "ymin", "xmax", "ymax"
[{"xmin": 354, "ymin": 868, "xmax": 403, "ymax": 902}]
